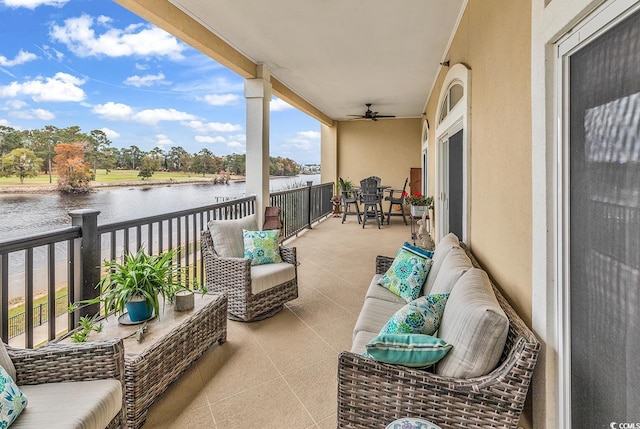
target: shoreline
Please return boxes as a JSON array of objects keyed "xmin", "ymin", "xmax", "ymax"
[{"xmin": 0, "ymin": 175, "xmax": 246, "ymax": 195}]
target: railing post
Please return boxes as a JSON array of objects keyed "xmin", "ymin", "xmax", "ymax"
[
  {"xmin": 306, "ymin": 181, "xmax": 313, "ymax": 230},
  {"xmin": 69, "ymin": 209, "xmax": 101, "ymax": 319}
]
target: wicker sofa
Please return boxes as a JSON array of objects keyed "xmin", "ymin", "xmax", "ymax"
[
  {"xmin": 3, "ymin": 338, "xmax": 125, "ymax": 428},
  {"xmin": 337, "ymin": 234, "xmax": 540, "ymax": 429}
]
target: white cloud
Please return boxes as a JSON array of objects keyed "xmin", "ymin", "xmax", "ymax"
[
  {"xmin": 285, "ymin": 130, "xmax": 321, "ymax": 152},
  {"xmin": 135, "ymin": 63, "xmax": 148, "ymax": 70},
  {"xmin": 156, "ymin": 134, "xmax": 174, "ymax": 146},
  {"xmin": 0, "ymin": 119, "xmax": 13, "ymax": 127},
  {"xmin": 297, "ymin": 130, "xmax": 320, "ymax": 139},
  {"xmin": 226, "ymin": 141, "xmax": 244, "ymax": 149},
  {"xmin": 195, "ymin": 135, "xmax": 225, "ymax": 144},
  {"xmin": 271, "ymin": 97, "xmax": 293, "ymax": 111},
  {"xmin": 2, "ymin": 0, "xmax": 69, "ymax": 9},
  {"xmin": 50, "ymin": 14, "xmax": 185, "ymax": 60},
  {"xmin": 0, "ymin": 72, "xmax": 86, "ymax": 102},
  {"xmin": 93, "ymin": 102, "xmax": 133, "ymax": 121},
  {"xmin": 4, "ymin": 100, "xmax": 27, "ymax": 110},
  {"xmin": 11, "ymin": 108, "xmax": 55, "ymax": 120},
  {"xmin": 100, "ymin": 127, "xmax": 120, "ymax": 139},
  {"xmin": 133, "ymin": 108, "xmax": 197, "ymax": 125},
  {"xmin": 124, "ymin": 73, "xmax": 169, "ymax": 88},
  {"xmin": 201, "ymin": 94, "xmax": 239, "ymax": 106},
  {"xmin": 185, "ymin": 120, "xmax": 242, "ymax": 133},
  {"xmin": 0, "ymin": 50, "xmax": 37, "ymax": 67}
]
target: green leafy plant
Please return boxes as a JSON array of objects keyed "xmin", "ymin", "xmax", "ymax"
[
  {"xmin": 70, "ymin": 248, "xmax": 184, "ymax": 321},
  {"xmin": 402, "ymin": 192, "xmax": 434, "ymax": 209},
  {"xmin": 70, "ymin": 314, "xmax": 103, "ymax": 343}
]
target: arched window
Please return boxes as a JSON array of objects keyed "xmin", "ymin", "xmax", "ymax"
[{"xmin": 438, "ymin": 83, "xmax": 464, "ymax": 124}]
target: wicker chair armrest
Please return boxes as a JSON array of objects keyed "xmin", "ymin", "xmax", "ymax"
[
  {"xmin": 376, "ymin": 255, "xmax": 394, "ymax": 274},
  {"xmin": 279, "ymin": 246, "xmax": 297, "ymax": 266},
  {"xmin": 8, "ymin": 338, "xmax": 124, "ymax": 385}
]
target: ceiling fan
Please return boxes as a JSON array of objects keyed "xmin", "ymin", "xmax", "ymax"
[{"xmin": 347, "ymin": 103, "xmax": 396, "ymax": 121}]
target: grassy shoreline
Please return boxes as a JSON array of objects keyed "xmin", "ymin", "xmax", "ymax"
[{"xmin": 0, "ymin": 169, "xmax": 244, "ymax": 193}]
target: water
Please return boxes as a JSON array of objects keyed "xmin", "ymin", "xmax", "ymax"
[{"xmin": 0, "ymin": 175, "xmax": 320, "ymax": 241}]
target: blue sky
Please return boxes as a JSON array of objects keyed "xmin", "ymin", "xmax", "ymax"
[{"xmin": 0, "ymin": 0, "xmax": 321, "ymax": 164}]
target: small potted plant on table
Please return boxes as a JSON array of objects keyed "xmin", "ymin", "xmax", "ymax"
[
  {"xmin": 71, "ymin": 248, "xmax": 183, "ymax": 324},
  {"xmin": 403, "ymin": 192, "xmax": 434, "ymax": 218}
]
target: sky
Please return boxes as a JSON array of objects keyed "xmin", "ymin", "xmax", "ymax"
[{"xmin": 0, "ymin": 0, "xmax": 321, "ymax": 164}]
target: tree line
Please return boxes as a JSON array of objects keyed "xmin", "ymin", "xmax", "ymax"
[{"xmin": 0, "ymin": 125, "xmax": 301, "ymax": 193}]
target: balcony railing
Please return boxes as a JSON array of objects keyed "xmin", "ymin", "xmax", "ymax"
[{"xmin": 0, "ymin": 182, "xmax": 334, "ymax": 347}]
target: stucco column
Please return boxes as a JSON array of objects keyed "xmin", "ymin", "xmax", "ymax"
[{"xmin": 245, "ymin": 64, "xmax": 272, "ymax": 227}]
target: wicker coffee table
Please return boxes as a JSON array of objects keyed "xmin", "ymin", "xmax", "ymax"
[{"xmin": 65, "ymin": 293, "xmax": 227, "ymax": 429}]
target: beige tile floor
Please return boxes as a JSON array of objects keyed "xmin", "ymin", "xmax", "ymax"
[{"xmin": 141, "ymin": 212, "xmax": 414, "ymax": 429}]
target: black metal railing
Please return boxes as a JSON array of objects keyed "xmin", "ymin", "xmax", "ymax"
[{"xmin": 0, "ymin": 181, "xmax": 334, "ymax": 346}]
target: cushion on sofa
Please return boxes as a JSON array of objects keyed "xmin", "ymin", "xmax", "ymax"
[
  {"xmin": 365, "ymin": 333, "xmax": 452, "ymax": 368},
  {"xmin": 351, "ymin": 331, "xmax": 378, "ymax": 355},
  {"xmin": 243, "ymin": 229, "xmax": 282, "ymax": 265},
  {"xmin": 0, "ymin": 365, "xmax": 27, "ymax": 427},
  {"xmin": 422, "ymin": 233, "xmax": 460, "ymax": 294},
  {"xmin": 425, "ymin": 246, "xmax": 473, "ymax": 296},
  {"xmin": 377, "ymin": 247, "xmax": 433, "ymax": 302},
  {"xmin": 207, "ymin": 214, "xmax": 258, "ymax": 258},
  {"xmin": 380, "ymin": 294, "xmax": 449, "ymax": 335},
  {"xmin": 365, "ymin": 275, "xmax": 407, "ymax": 304},
  {"xmin": 14, "ymin": 379, "xmax": 122, "ymax": 429},
  {"xmin": 435, "ymin": 268, "xmax": 509, "ymax": 378},
  {"xmin": 0, "ymin": 342, "xmax": 16, "ymax": 383},
  {"xmin": 353, "ymin": 298, "xmax": 405, "ymax": 341},
  {"xmin": 250, "ymin": 262, "xmax": 296, "ymax": 295}
]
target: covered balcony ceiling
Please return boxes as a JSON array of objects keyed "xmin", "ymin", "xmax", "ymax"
[{"xmin": 167, "ymin": 0, "xmax": 466, "ymax": 122}]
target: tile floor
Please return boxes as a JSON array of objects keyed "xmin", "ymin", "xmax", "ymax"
[{"xmin": 141, "ymin": 213, "xmax": 413, "ymax": 428}]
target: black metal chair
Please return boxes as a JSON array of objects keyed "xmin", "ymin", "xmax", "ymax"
[
  {"xmin": 359, "ymin": 177, "xmax": 383, "ymax": 229},
  {"xmin": 384, "ymin": 178, "xmax": 409, "ymax": 225},
  {"xmin": 339, "ymin": 177, "xmax": 362, "ymax": 224}
]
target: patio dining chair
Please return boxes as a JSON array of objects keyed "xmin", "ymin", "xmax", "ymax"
[
  {"xmin": 339, "ymin": 177, "xmax": 362, "ymax": 224},
  {"xmin": 384, "ymin": 177, "xmax": 409, "ymax": 225},
  {"xmin": 359, "ymin": 177, "xmax": 383, "ymax": 229}
]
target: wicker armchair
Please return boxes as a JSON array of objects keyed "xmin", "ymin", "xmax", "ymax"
[
  {"xmin": 7, "ymin": 338, "xmax": 125, "ymax": 428},
  {"xmin": 201, "ymin": 221, "xmax": 298, "ymax": 322},
  {"xmin": 337, "ymin": 244, "xmax": 540, "ymax": 429}
]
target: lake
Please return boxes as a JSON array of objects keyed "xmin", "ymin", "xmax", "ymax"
[{"xmin": 0, "ymin": 174, "xmax": 321, "ymax": 241}]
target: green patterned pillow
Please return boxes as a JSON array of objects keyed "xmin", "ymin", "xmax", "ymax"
[
  {"xmin": 0, "ymin": 365, "xmax": 27, "ymax": 426},
  {"xmin": 365, "ymin": 333, "xmax": 452, "ymax": 368},
  {"xmin": 242, "ymin": 229, "xmax": 282, "ymax": 266},
  {"xmin": 380, "ymin": 293, "xmax": 449, "ymax": 335},
  {"xmin": 377, "ymin": 247, "xmax": 433, "ymax": 302}
]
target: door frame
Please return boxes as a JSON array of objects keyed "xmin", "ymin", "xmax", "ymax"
[{"xmin": 435, "ymin": 63, "xmax": 471, "ymax": 243}]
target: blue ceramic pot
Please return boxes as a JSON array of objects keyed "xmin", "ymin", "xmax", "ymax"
[{"xmin": 125, "ymin": 299, "xmax": 153, "ymax": 321}]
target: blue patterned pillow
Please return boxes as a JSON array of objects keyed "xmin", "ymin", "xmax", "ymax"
[
  {"xmin": 403, "ymin": 241, "xmax": 434, "ymax": 259},
  {"xmin": 242, "ymin": 229, "xmax": 282, "ymax": 266},
  {"xmin": 0, "ymin": 365, "xmax": 27, "ymax": 427},
  {"xmin": 380, "ymin": 293, "xmax": 449, "ymax": 335},
  {"xmin": 377, "ymin": 247, "xmax": 433, "ymax": 302},
  {"xmin": 365, "ymin": 333, "xmax": 452, "ymax": 368}
]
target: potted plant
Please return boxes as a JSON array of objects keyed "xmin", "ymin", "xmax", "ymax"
[
  {"xmin": 70, "ymin": 247, "xmax": 184, "ymax": 323},
  {"xmin": 403, "ymin": 192, "xmax": 434, "ymax": 217}
]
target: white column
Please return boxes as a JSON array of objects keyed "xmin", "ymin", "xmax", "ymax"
[{"xmin": 244, "ymin": 64, "xmax": 272, "ymax": 228}]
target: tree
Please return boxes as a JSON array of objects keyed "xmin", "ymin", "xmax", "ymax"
[
  {"xmin": 193, "ymin": 148, "xmax": 215, "ymax": 176},
  {"xmin": 138, "ymin": 156, "xmax": 155, "ymax": 179},
  {"xmin": 54, "ymin": 143, "xmax": 92, "ymax": 193},
  {"xmin": 0, "ymin": 126, "xmax": 25, "ymax": 156},
  {"xmin": 0, "ymin": 148, "xmax": 42, "ymax": 183},
  {"xmin": 86, "ymin": 130, "xmax": 111, "ymax": 177},
  {"xmin": 167, "ymin": 146, "xmax": 188, "ymax": 171},
  {"xmin": 29, "ymin": 125, "xmax": 59, "ymax": 183}
]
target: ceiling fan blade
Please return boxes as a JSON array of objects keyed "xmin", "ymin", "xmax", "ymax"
[{"xmin": 374, "ymin": 115, "xmax": 395, "ymax": 118}]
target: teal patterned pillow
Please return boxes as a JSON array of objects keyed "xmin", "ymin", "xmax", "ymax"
[
  {"xmin": 242, "ymin": 229, "xmax": 282, "ymax": 266},
  {"xmin": 380, "ymin": 293, "xmax": 449, "ymax": 335},
  {"xmin": 0, "ymin": 365, "xmax": 27, "ymax": 426},
  {"xmin": 365, "ymin": 333, "xmax": 452, "ymax": 368},
  {"xmin": 377, "ymin": 247, "xmax": 433, "ymax": 302}
]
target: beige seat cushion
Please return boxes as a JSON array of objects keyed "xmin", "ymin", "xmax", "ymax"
[
  {"xmin": 426, "ymin": 246, "xmax": 473, "ymax": 296},
  {"xmin": 435, "ymin": 268, "xmax": 509, "ymax": 378},
  {"xmin": 422, "ymin": 233, "xmax": 460, "ymax": 295},
  {"xmin": 353, "ymin": 298, "xmax": 405, "ymax": 341},
  {"xmin": 351, "ymin": 331, "xmax": 378, "ymax": 355},
  {"xmin": 251, "ymin": 262, "xmax": 296, "ymax": 295},
  {"xmin": 0, "ymin": 341, "xmax": 16, "ymax": 381},
  {"xmin": 364, "ymin": 274, "xmax": 407, "ymax": 304},
  {"xmin": 208, "ymin": 214, "xmax": 258, "ymax": 258},
  {"xmin": 14, "ymin": 379, "xmax": 122, "ymax": 429}
]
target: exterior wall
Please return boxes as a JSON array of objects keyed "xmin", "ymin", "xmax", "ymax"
[
  {"xmin": 425, "ymin": 0, "xmax": 532, "ymax": 320},
  {"xmin": 336, "ymin": 118, "xmax": 422, "ymax": 191},
  {"xmin": 424, "ymin": 0, "xmax": 533, "ymax": 426},
  {"xmin": 321, "ymin": 123, "xmax": 339, "ymax": 192}
]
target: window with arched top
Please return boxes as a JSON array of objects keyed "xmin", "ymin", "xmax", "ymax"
[{"xmin": 438, "ymin": 82, "xmax": 464, "ymax": 124}]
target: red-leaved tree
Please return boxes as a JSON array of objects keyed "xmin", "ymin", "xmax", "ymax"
[{"xmin": 54, "ymin": 143, "xmax": 92, "ymax": 193}]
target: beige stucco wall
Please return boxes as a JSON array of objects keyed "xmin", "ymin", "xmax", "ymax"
[
  {"xmin": 425, "ymin": 2, "xmax": 533, "ymax": 424},
  {"xmin": 335, "ymin": 118, "xmax": 422, "ymax": 191}
]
